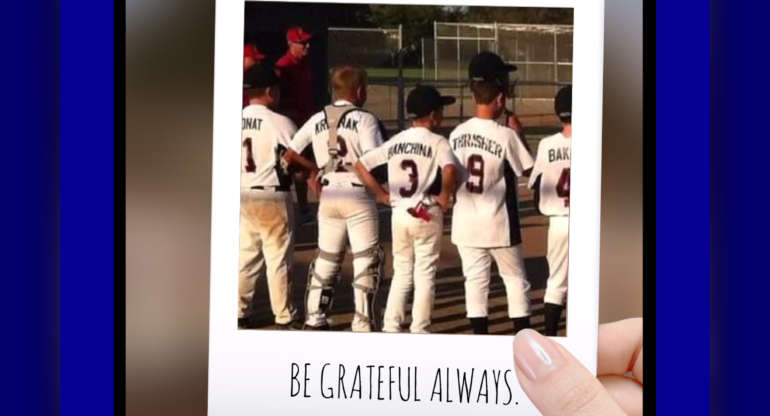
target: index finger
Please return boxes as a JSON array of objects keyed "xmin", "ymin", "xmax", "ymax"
[{"xmin": 597, "ymin": 318, "xmax": 643, "ymax": 383}]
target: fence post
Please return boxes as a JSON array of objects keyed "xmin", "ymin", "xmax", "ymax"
[
  {"xmin": 434, "ymin": 22, "xmax": 438, "ymax": 81},
  {"xmin": 421, "ymin": 38, "xmax": 425, "ymax": 80},
  {"xmin": 397, "ymin": 49, "xmax": 405, "ymax": 131},
  {"xmin": 456, "ymin": 23, "xmax": 460, "ymax": 82}
]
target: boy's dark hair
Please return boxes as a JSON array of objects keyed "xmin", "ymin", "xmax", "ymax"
[
  {"xmin": 245, "ymin": 86, "xmax": 270, "ymax": 99},
  {"xmin": 470, "ymin": 80, "xmax": 503, "ymax": 105},
  {"xmin": 554, "ymin": 85, "xmax": 572, "ymax": 123}
]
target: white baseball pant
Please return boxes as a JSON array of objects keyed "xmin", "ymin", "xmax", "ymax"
[
  {"xmin": 383, "ymin": 205, "xmax": 443, "ymax": 334},
  {"xmin": 544, "ymin": 216, "xmax": 569, "ymax": 306},
  {"xmin": 305, "ymin": 186, "xmax": 381, "ymax": 332},
  {"xmin": 458, "ymin": 244, "xmax": 531, "ymax": 319},
  {"xmin": 238, "ymin": 190, "xmax": 296, "ymax": 325}
]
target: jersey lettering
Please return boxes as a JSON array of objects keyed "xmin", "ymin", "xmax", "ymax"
[
  {"xmin": 399, "ymin": 159, "xmax": 419, "ymax": 197},
  {"xmin": 556, "ymin": 168, "xmax": 570, "ymax": 207},
  {"xmin": 243, "ymin": 137, "xmax": 256, "ymax": 173},
  {"xmin": 466, "ymin": 154, "xmax": 484, "ymax": 194}
]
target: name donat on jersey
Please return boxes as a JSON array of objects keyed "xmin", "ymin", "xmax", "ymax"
[{"xmin": 207, "ymin": 2, "xmax": 605, "ymax": 415}]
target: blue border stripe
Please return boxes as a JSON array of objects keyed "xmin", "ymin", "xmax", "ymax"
[
  {"xmin": 61, "ymin": 0, "xmax": 114, "ymax": 414},
  {"xmin": 657, "ymin": 0, "xmax": 709, "ymax": 414}
]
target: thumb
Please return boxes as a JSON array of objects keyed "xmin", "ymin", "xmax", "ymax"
[{"xmin": 513, "ymin": 329, "xmax": 625, "ymax": 416}]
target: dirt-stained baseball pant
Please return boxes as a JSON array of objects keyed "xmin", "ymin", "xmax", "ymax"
[
  {"xmin": 238, "ymin": 190, "xmax": 296, "ymax": 325},
  {"xmin": 458, "ymin": 244, "xmax": 531, "ymax": 319},
  {"xmin": 383, "ymin": 205, "xmax": 443, "ymax": 334},
  {"xmin": 305, "ymin": 186, "xmax": 381, "ymax": 332},
  {"xmin": 544, "ymin": 215, "xmax": 569, "ymax": 306}
]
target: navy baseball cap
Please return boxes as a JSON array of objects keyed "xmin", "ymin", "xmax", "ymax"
[
  {"xmin": 244, "ymin": 63, "xmax": 279, "ymax": 89},
  {"xmin": 554, "ymin": 85, "xmax": 572, "ymax": 119},
  {"xmin": 468, "ymin": 51, "xmax": 517, "ymax": 82},
  {"xmin": 406, "ymin": 85, "xmax": 455, "ymax": 118}
]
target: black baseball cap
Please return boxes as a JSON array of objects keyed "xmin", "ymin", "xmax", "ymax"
[
  {"xmin": 244, "ymin": 63, "xmax": 279, "ymax": 89},
  {"xmin": 406, "ymin": 85, "xmax": 455, "ymax": 118},
  {"xmin": 554, "ymin": 85, "xmax": 572, "ymax": 120},
  {"xmin": 468, "ymin": 51, "xmax": 517, "ymax": 82}
]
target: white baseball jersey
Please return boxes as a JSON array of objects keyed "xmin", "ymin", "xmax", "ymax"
[
  {"xmin": 528, "ymin": 132, "xmax": 571, "ymax": 216},
  {"xmin": 449, "ymin": 117, "xmax": 534, "ymax": 247},
  {"xmin": 241, "ymin": 104, "xmax": 297, "ymax": 190},
  {"xmin": 290, "ymin": 100, "xmax": 385, "ymax": 186},
  {"xmin": 358, "ymin": 126, "xmax": 456, "ymax": 210}
]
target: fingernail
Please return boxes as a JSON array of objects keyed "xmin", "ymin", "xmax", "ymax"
[{"xmin": 513, "ymin": 329, "xmax": 566, "ymax": 381}]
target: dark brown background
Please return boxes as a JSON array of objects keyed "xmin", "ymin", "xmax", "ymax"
[{"xmin": 126, "ymin": 1, "xmax": 642, "ymax": 414}]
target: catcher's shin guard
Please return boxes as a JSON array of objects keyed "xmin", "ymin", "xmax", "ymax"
[
  {"xmin": 304, "ymin": 251, "xmax": 343, "ymax": 327},
  {"xmin": 351, "ymin": 245, "xmax": 384, "ymax": 330}
]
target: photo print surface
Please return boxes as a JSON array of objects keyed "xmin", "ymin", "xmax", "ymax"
[{"xmin": 238, "ymin": 2, "xmax": 574, "ymax": 336}]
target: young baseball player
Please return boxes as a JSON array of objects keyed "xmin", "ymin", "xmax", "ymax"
[
  {"xmin": 529, "ymin": 85, "xmax": 572, "ymax": 336},
  {"xmin": 449, "ymin": 52, "xmax": 534, "ymax": 335},
  {"xmin": 355, "ymin": 85, "xmax": 459, "ymax": 334},
  {"xmin": 283, "ymin": 65, "xmax": 386, "ymax": 332},
  {"xmin": 239, "ymin": 63, "xmax": 300, "ymax": 330}
]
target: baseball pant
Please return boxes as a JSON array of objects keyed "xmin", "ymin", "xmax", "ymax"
[
  {"xmin": 383, "ymin": 205, "xmax": 443, "ymax": 334},
  {"xmin": 305, "ymin": 186, "xmax": 380, "ymax": 332},
  {"xmin": 238, "ymin": 190, "xmax": 296, "ymax": 325},
  {"xmin": 544, "ymin": 216, "xmax": 569, "ymax": 305},
  {"xmin": 458, "ymin": 244, "xmax": 531, "ymax": 319}
]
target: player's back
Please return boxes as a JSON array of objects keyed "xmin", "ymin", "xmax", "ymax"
[
  {"xmin": 241, "ymin": 104, "xmax": 297, "ymax": 190},
  {"xmin": 449, "ymin": 117, "xmax": 533, "ymax": 247},
  {"xmin": 529, "ymin": 133, "xmax": 571, "ymax": 216},
  {"xmin": 361, "ymin": 127, "xmax": 453, "ymax": 209},
  {"xmin": 291, "ymin": 100, "xmax": 384, "ymax": 187}
]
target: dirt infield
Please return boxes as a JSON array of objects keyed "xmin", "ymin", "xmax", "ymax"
[{"xmin": 241, "ymin": 133, "xmax": 567, "ymax": 336}]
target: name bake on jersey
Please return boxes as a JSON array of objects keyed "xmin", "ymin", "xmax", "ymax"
[
  {"xmin": 449, "ymin": 118, "xmax": 534, "ymax": 247},
  {"xmin": 528, "ymin": 132, "xmax": 571, "ymax": 217}
]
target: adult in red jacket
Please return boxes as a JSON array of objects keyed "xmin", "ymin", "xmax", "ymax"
[
  {"xmin": 276, "ymin": 26, "xmax": 315, "ymax": 215},
  {"xmin": 276, "ymin": 26, "xmax": 315, "ymax": 127}
]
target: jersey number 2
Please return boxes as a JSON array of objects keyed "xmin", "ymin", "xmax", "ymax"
[
  {"xmin": 243, "ymin": 138, "xmax": 256, "ymax": 172},
  {"xmin": 399, "ymin": 159, "xmax": 418, "ymax": 197},
  {"xmin": 556, "ymin": 168, "xmax": 570, "ymax": 207}
]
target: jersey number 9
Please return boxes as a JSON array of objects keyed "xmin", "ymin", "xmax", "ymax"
[{"xmin": 466, "ymin": 154, "xmax": 484, "ymax": 194}]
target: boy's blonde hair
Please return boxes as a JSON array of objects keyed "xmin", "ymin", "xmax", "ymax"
[{"xmin": 330, "ymin": 65, "xmax": 367, "ymax": 97}]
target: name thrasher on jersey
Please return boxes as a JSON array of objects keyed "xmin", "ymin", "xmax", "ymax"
[
  {"xmin": 241, "ymin": 104, "xmax": 297, "ymax": 189},
  {"xmin": 449, "ymin": 117, "xmax": 534, "ymax": 248},
  {"xmin": 528, "ymin": 132, "xmax": 571, "ymax": 217},
  {"xmin": 289, "ymin": 100, "xmax": 384, "ymax": 186},
  {"xmin": 359, "ymin": 126, "xmax": 457, "ymax": 210}
]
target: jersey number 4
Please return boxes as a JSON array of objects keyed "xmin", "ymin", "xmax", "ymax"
[
  {"xmin": 243, "ymin": 138, "xmax": 256, "ymax": 172},
  {"xmin": 556, "ymin": 167, "xmax": 570, "ymax": 207}
]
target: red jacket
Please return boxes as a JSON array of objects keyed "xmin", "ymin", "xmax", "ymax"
[{"xmin": 276, "ymin": 51, "xmax": 314, "ymax": 126}]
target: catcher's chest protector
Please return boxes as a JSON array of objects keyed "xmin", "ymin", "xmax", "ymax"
[{"xmin": 322, "ymin": 104, "xmax": 358, "ymax": 174}]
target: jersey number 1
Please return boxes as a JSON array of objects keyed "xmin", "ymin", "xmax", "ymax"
[
  {"xmin": 556, "ymin": 168, "xmax": 570, "ymax": 207},
  {"xmin": 243, "ymin": 138, "xmax": 256, "ymax": 173}
]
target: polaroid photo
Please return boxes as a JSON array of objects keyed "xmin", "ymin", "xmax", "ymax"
[{"xmin": 208, "ymin": 0, "xmax": 604, "ymax": 414}]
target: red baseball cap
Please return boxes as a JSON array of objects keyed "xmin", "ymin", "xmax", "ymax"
[
  {"xmin": 244, "ymin": 44, "xmax": 266, "ymax": 61},
  {"xmin": 286, "ymin": 26, "xmax": 311, "ymax": 43}
]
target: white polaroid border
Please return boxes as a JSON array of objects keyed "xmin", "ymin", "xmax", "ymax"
[{"xmin": 208, "ymin": 0, "xmax": 604, "ymax": 414}]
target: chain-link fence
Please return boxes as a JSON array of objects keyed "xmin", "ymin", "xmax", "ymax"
[
  {"xmin": 327, "ymin": 23, "xmax": 572, "ymax": 130},
  {"xmin": 327, "ymin": 26, "xmax": 402, "ymax": 69}
]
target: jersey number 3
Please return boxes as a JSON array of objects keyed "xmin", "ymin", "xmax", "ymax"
[
  {"xmin": 399, "ymin": 159, "xmax": 418, "ymax": 197},
  {"xmin": 556, "ymin": 168, "xmax": 570, "ymax": 207},
  {"xmin": 243, "ymin": 138, "xmax": 256, "ymax": 173}
]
